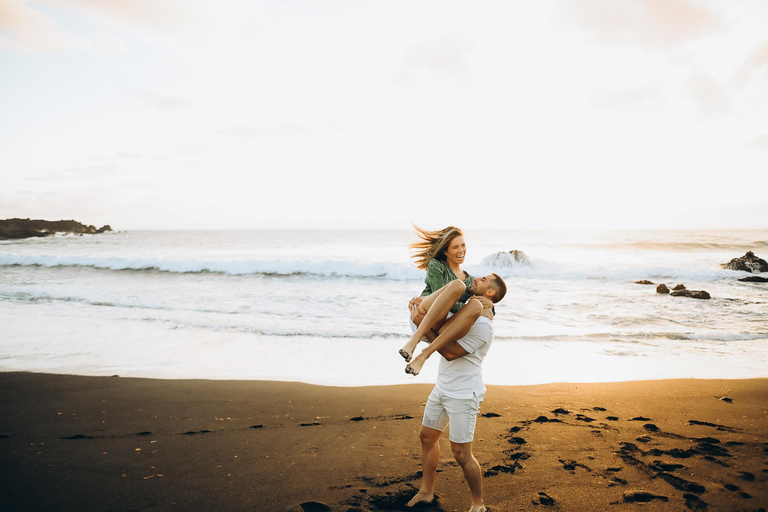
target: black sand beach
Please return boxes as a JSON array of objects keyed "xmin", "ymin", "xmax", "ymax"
[{"xmin": 0, "ymin": 373, "xmax": 766, "ymax": 511}]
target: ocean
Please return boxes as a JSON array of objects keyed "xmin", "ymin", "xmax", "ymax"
[{"xmin": 1, "ymin": 229, "xmax": 767, "ymax": 386}]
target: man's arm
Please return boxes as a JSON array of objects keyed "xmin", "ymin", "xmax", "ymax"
[{"xmin": 437, "ymin": 340, "xmax": 469, "ymax": 361}]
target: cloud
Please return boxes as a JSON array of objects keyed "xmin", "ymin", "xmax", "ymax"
[
  {"xmin": 555, "ymin": 0, "xmax": 722, "ymax": 49},
  {"xmin": 1, "ymin": 0, "xmax": 264, "ymax": 55},
  {"xmin": 589, "ymin": 84, "xmax": 667, "ymax": 112},
  {"xmin": 733, "ymin": 40, "xmax": 768, "ymax": 87},
  {"xmin": 745, "ymin": 134, "xmax": 768, "ymax": 151},
  {"xmin": 26, "ymin": 164, "xmax": 124, "ymax": 181},
  {"xmin": 127, "ymin": 87, "xmax": 191, "ymax": 110},
  {"xmin": 391, "ymin": 34, "xmax": 474, "ymax": 87},
  {"xmin": 683, "ymin": 71, "xmax": 731, "ymax": 120},
  {"xmin": 0, "ymin": 0, "xmax": 89, "ymax": 53},
  {"xmin": 218, "ymin": 123, "xmax": 356, "ymax": 140}
]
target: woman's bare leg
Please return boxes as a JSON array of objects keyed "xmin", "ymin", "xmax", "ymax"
[
  {"xmin": 399, "ymin": 279, "xmax": 467, "ymax": 362},
  {"xmin": 405, "ymin": 299, "xmax": 483, "ymax": 376}
]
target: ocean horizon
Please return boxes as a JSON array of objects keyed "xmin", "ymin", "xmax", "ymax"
[{"xmin": 2, "ymin": 228, "xmax": 767, "ymax": 386}]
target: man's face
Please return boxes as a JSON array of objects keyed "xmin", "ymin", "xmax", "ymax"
[{"xmin": 469, "ymin": 274, "xmax": 495, "ymax": 297}]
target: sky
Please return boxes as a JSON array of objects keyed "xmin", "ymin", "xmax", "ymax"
[{"xmin": 1, "ymin": 0, "xmax": 767, "ymax": 230}]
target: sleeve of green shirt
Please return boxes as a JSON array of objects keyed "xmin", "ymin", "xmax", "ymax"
[
  {"xmin": 420, "ymin": 259, "xmax": 474, "ymax": 313},
  {"xmin": 421, "ymin": 258, "xmax": 448, "ymax": 297}
]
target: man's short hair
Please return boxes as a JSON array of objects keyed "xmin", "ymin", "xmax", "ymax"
[{"xmin": 489, "ymin": 273, "xmax": 507, "ymax": 303}]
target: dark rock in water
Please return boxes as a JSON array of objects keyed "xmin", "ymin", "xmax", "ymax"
[
  {"xmin": 721, "ymin": 251, "xmax": 768, "ymax": 273},
  {"xmin": 739, "ymin": 275, "xmax": 768, "ymax": 283},
  {"xmin": 671, "ymin": 289, "xmax": 711, "ymax": 300},
  {"xmin": 0, "ymin": 218, "xmax": 113, "ymax": 240},
  {"xmin": 635, "ymin": 280, "xmax": 654, "ymax": 285},
  {"xmin": 482, "ymin": 250, "xmax": 531, "ymax": 267},
  {"xmin": 656, "ymin": 284, "xmax": 670, "ymax": 294},
  {"xmin": 673, "ymin": 284, "xmax": 686, "ymax": 291}
]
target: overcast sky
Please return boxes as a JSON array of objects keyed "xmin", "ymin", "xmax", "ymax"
[{"xmin": 2, "ymin": 0, "xmax": 767, "ymax": 230}]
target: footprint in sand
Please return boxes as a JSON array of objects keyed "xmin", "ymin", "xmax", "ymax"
[
  {"xmin": 293, "ymin": 501, "xmax": 331, "ymax": 512},
  {"xmin": 534, "ymin": 492, "xmax": 555, "ymax": 506},
  {"xmin": 622, "ymin": 491, "xmax": 669, "ymax": 503},
  {"xmin": 683, "ymin": 493, "xmax": 708, "ymax": 511}
]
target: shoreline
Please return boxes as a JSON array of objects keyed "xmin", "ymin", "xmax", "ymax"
[{"xmin": 1, "ymin": 372, "xmax": 766, "ymax": 511}]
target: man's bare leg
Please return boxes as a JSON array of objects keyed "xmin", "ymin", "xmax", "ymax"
[
  {"xmin": 405, "ymin": 299, "xmax": 483, "ymax": 376},
  {"xmin": 406, "ymin": 426, "xmax": 442, "ymax": 507},
  {"xmin": 451, "ymin": 441, "xmax": 485, "ymax": 512},
  {"xmin": 400, "ymin": 279, "xmax": 466, "ymax": 362}
]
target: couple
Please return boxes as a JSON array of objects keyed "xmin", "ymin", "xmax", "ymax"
[{"xmin": 401, "ymin": 225, "xmax": 506, "ymax": 512}]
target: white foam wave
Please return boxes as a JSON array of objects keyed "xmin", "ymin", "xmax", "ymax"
[
  {"xmin": 0, "ymin": 251, "xmax": 758, "ymax": 283},
  {"xmin": 0, "ymin": 253, "xmax": 423, "ymax": 280}
]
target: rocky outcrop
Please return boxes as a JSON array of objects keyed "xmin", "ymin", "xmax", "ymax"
[
  {"xmin": 721, "ymin": 251, "xmax": 768, "ymax": 273},
  {"xmin": 635, "ymin": 280, "xmax": 654, "ymax": 285},
  {"xmin": 656, "ymin": 283, "xmax": 710, "ymax": 299},
  {"xmin": 738, "ymin": 276, "xmax": 768, "ymax": 283},
  {"xmin": 0, "ymin": 218, "xmax": 113, "ymax": 240},
  {"xmin": 670, "ymin": 289, "xmax": 711, "ymax": 299},
  {"xmin": 482, "ymin": 250, "xmax": 531, "ymax": 268}
]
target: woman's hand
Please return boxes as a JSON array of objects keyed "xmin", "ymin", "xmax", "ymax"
[
  {"xmin": 409, "ymin": 296, "xmax": 427, "ymax": 326},
  {"xmin": 473, "ymin": 296, "xmax": 495, "ymax": 320}
]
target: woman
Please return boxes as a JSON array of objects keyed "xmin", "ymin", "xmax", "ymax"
[{"xmin": 399, "ymin": 225, "xmax": 490, "ymax": 372}]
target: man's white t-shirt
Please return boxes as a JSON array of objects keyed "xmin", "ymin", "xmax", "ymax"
[{"xmin": 436, "ymin": 316, "xmax": 494, "ymax": 399}]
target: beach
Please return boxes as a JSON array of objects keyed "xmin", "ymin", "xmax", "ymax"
[{"xmin": 1, "ymin": 373, "xmax": 766, "ymax": 511}]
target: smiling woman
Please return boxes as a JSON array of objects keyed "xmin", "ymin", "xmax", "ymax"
[{"xmin": 400, "ymin": 225, "xmax": 480, "ymax": 365}]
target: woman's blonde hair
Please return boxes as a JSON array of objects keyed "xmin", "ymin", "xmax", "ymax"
[{"xmin": 410, "ymin": 225, "xmax": 464, "ymax": 271}]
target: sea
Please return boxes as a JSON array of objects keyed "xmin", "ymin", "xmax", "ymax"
[{"xmin": 1, "ymin": 229, "xmax": 767, "ymax": 387}]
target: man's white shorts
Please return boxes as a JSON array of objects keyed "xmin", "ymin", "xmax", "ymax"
[{"xmin": 422, "ymin": 386, "xmax": 484, "ymax": 444}]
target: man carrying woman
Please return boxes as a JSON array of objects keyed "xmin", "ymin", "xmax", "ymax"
[{"xmin": 402, "ymin": 225, "xmax": 507, "ymax": 512}]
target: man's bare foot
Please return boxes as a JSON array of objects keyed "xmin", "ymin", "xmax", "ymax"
[
  {"xmin": 468, "ymin": 505, "xmax": 486, "ymax": 512},
  {"xmin": 405, "ymin": 491, "xmax": 434, "ymax": 507}
]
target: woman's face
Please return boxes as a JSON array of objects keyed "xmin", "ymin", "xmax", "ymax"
[{"xmin": 444, "ymin": 235, "xmax": 466, "ymax": 268}]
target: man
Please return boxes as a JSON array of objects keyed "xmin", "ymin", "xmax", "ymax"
[{"xmin": 406, "ymin": 273, "xmax": 506, "ymax": 512}]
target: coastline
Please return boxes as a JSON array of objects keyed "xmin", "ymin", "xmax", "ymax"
[{"xmin": 1, "ymin": 372, "xmax": 766, "ymax": 511}]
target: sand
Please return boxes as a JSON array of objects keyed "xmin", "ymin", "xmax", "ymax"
[{"xmin": 0, "ymin": 372, "xmax": 766, "ymax": 512}]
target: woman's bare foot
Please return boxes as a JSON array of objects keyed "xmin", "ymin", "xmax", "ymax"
[
  {"xmin": 405, "ymin": 354, "xmax": 426, "ymax": 376},
  {"xmin": 405, "ymin": 491, "xmax": 434, "ymax": 507},
  {"xmin": 399, "ymin": 336, "xmax": 420, "ymax": 362}
]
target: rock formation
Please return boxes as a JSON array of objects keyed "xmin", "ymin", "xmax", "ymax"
[
  {"xmin": 721, "ymin": 251, "xmax": 768, "ymax": 273},
  {"xmin": 738, "ymin": 276, "xmax": 768, "ymax": 283},
  {"xmin": 670, "ymin": 289, "xmax": 711, "ymax": 299},
  {"xmin": 482, "ymin": 250, "xmax": 531, "ymax": 268},
  {"xmin": 0, "ymin": 218, "xmax": 113, "ymax": 240},
  {"xmin": 656, "ymin": 282, "xmax": 710, "ymax": 299}
]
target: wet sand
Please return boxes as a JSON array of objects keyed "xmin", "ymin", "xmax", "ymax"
[{"xmin": 0, "ymin": 372, "xmax": 766, "ymax": 511}]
